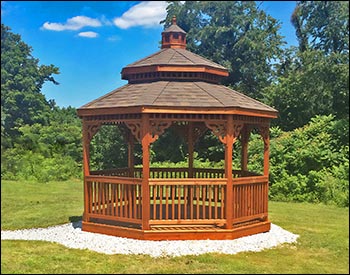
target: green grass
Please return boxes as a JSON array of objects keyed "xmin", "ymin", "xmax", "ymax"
[
  {"xmin": 1, "ymin": 179, "xmax": 83, "ymax": 230},
  {"xmin": 1, "ymin": 179, "xmax": 349, "ymax": 274}
]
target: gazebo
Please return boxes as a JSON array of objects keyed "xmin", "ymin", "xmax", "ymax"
[{"xmin": 77, "ymin": 16, "xmax": 278, "ymax": 240}]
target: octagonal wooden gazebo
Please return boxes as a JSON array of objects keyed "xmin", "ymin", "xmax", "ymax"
[{"xmin": 77, "ymin": 16, "xmax": 278, "ymax": 240}]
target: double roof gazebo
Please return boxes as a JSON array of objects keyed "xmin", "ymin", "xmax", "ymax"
[{"xmin": 77, "ymin": 17, "xmax": 278, "ymax": 240}]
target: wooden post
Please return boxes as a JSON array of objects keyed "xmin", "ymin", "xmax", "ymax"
[
  {"xmin": 259, "ymin": 124, "xmax": 270, "ymax": 220},
  {"xmin": 128, "ymin": 133, "xmax": 135, "ymax": 177},
  {"xmin": 141, "ymin": 114, "xmax": 151, "ymax": 230},
  {"xmin": 225, "ymin": 115, "xmax": 234, "ymax": 229},
  {"xmin": 263, "ymin": 126, "xmax": 270, "ymax": 177},
  {"xmin": 188, "ymin": 122, "xmax": 194, "ymax": 178},
  {"xmin": 82, "ymin": 121, "xmax": 90, "ymax": 222}
]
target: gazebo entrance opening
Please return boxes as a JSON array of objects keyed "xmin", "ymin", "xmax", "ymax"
[{"xmin": 77, "ymin": 17, "xmax": 277, "ymax": 240}]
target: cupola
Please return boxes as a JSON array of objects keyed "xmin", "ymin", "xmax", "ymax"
[
  {"xmin": 120, "ymin": 15, "xmax": 229, "ymax": 84},
  {"xmin": 161, "ymin": 16, "xmax": 187, "ymax": 49}
]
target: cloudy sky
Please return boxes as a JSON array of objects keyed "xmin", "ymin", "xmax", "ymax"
[{"xmin": 1, "ymin": 1, "xmax": 297, "ymax": 108}]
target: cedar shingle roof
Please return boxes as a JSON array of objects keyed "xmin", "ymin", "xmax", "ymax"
[
  {"xmin": 162, "ymin": 24, "xmax": 186, "ymax": 34},
  {"xmin": 79, "ymin": 81, "xmax": 277, "ymax": 113},
  {"xmin": 124, "ymin": 48, "xmax": 227, "ymax": 71}
]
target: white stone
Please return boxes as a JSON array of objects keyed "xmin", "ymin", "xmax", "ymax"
[{"xmin": 1, "ymin": 222, "xmax": 299, "ymax": 258}]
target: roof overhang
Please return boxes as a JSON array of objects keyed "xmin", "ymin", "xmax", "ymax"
[
  {"xmin": 121, "ymin": 65, "xmax": 229, "ymax": 80},
  {"xmin": 77, "ymin": 105, "xmax": 278, "ymax": 119}
]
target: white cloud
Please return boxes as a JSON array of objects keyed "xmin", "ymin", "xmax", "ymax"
[
  {"xmin": 78, "ymin": 31, "xmax": 99, "ymax": 38},
  {"xmin": 42, "ymin": 16, "xmax": 102, "ymax": 31},
  {"xmin": 113, "ymin": 1, "xmax": 167, "ymax": 29}
]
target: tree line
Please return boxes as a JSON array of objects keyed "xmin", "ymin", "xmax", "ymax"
[{"xmin": 1, "ymin": 1, "xmax": 348, "ymax": 207}]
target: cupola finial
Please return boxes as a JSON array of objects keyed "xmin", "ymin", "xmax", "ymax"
[{"xmin": 172, "ymin": 15, "xmax": 177, "ymax": 25}]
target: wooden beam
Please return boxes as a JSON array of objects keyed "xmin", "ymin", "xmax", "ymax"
[
  {"xmin": 141, "ymin": 113, "xmax": 151, "ymax": 230},
  {"xmin": 82, "ymin": 120, "xmax": 90, "ymax": 222},
  {"xmin": 142, "ymin": 107, "xmax": 278, "ymax": 118},
  {"xmin": 121, "ymin": 65, "xmax": 229, "ymax": 77},
  {"xmin": 225, "ymin": 115, "xmax": 234, "ymax": 229},
  {"xmin": 77, "ymin": 106, "xmax": 278, "ymax": 119}
]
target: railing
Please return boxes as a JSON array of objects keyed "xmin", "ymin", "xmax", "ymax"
[
  {"xmin": 148, "ymin": 178, "xmax": 227, "ymax": 226},
  {"xmin": 91, "ymin": 167, "xmax": 260, "ymax": 179},
  {"xmin": 232, "ymin": 176, "xmax": 269, "ymax": 224},
  {"xmin": 85, "ymin": 175, "xmax": 142, "ymax": 225},
  {"xmin": 134, "ymin": 167, "xmax": 189, "ymax": 179},
  {"xmin": 86, "ymin": 168, "xmax": 268, "ymax": 228},
  {"xmin": 90, "ymin": 167, "xmax": 131, "ymax": 177}
]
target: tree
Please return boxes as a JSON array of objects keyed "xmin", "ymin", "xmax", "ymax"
[
  {"xmin": 266, "ymin": 49, "xmax": 349, "ymax": 130},
  {"xmin": 162, "ymin": 1, "xmax": 285, "ymax": 100},
  {"xmin": 1, "ymin": 24, "xmax": 59, "ymax": 143},
  {"xmin": 291, "ymin": 1, "xmax": 349, "ymax": 54},
  {"xmin": 267, "ymin": 1, "xmax": 349, "ymax": 130}
]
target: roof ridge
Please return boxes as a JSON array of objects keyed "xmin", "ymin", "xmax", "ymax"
[
  {"xmin": 193, "ymin": 81, "xmax": 225, "ymax": 107},
  {"xmin": 174, "ymin": 48, "xmax": 196, "ymax": 65},
  {"xmin": 166, "ymin": 49, "xmax": 178, "ymax": 65},
  {"xmin": 151, "ymin": 81, "xmax": 170, "ymax": 105}
]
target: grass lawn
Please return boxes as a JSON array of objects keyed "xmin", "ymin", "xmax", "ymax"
[{"xmin": 1, "ymin": 179, "xmax": 349, "ymax": 274}]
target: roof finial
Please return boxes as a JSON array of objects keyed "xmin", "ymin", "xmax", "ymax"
[{"xmin": 172, "ymin": 15, "xmax": 177, "ymax": 25}]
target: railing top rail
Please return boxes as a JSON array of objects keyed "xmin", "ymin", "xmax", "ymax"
[
  {"xmin": 86, "ymin": 175, "xmax": 142, "ymax": 184},
  {"xmin": 233, "ymin": 175, "xmax": 268, "ymax": 184},
  {"xmin": 149, "ymin": 178, "xmax": 227, "ymax": 185},
  {"xmin": 134, "ymin": 167, "xmax": 191, "ymax": 171},
  {"xmin": 91, "ymin": 167, "xmax": 261, "ymax": 174}
]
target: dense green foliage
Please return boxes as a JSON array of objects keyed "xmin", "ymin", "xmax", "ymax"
[
  {"xmin": 1, "ymin": 179, "xmax": 349, "ymax": 273},
  {"xmin": 1, "ymin": 24, "xmax": 59, "ymax": 140},
  {"xmin": 268, "ymin": 115, "xmax": 349, "ymax": 206},
  {"xmin": 1, "ymin": 2, "xmax": 348, "ymax": 207},
  {"xmin": 90, "ymin": 125, "xmax": 128, "ymax": 170},
  {"xmin": 1, "ymin": 119, "xmax": 82, "ymax": 182},
  {"xmin": 267, "ymin": 1, "xmax": 349, "ymax": 130},
  {"xmin": 266, "ymin": 49, "xmax": 349, "ymax": 130},
  {"xmin": 1, "ymin": 24, "xmax": 82, "ymax": 182}
]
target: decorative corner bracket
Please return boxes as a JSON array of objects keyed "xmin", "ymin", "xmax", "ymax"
[
  {"xmin": 258, "ymin": 124, "xmax": 270, "ymax": 150},
  {"xmin": 149, "ymin": 121, "xmax": 172, "ymax": 143},
  {"xmin": 205, "ymin": 121, "xmax": 227, "ymax": 144},
  {"xmin": 83, "ymin": 121, "xmax": 102, "ymax": 144},
  {"xmin": 124, "ymin": 121, "xmax": 142, "ymax": 143}
]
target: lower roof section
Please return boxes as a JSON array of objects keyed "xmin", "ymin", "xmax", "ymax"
[{"xmin": 77, "ymin": 81, "xmax": 278, "ymax": 118}]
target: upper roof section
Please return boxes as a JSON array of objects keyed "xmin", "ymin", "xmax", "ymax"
[
  {"xmin": 161, "ymin": 16, "xmax": 187, "ymax": 49},
  {"xmin": 121, "ymin": 16, "xmax": 229, "ymax": 84},
  {"xmin": 121, "ymin": 48, "xmax": 229, "ymax": 83}
]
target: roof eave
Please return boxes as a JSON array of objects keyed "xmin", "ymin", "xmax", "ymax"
[
  {"xmin": 77, "ymin": 105, "xmax": 278, "ymax": 119},
  {"xmin": 121, "ymin": 65, "xmax": 229, "ymax": 79}
]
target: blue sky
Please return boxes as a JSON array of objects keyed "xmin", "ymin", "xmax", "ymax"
[{"xmin": 1, "ymin": 1, "xmax": 297, "ymax": 108}]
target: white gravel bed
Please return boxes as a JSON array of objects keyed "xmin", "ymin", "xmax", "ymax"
[{"xmin": 1, "ymin": 222, "xmax": 299, "ymax": 257}]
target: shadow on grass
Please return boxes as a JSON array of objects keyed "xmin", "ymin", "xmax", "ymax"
[{"xmin": 69, "ymin": 216, "xmax": 82, "ymax": 229}]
